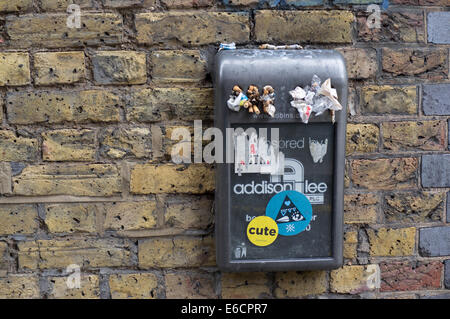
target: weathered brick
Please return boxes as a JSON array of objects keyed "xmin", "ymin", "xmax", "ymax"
[
  {"xmin": 92, "ymin": 51, "xmax": 147, "ymax": 85},
  {"xmin": 0, "ymin": 130, "xmax": 39, "ymax": 162},
  {"xmin": 42, "ymin": 129, "xmax": 96, "ymax": 161},
  {"xmin": 346, "ymin": 124, "xmax": 379, "ymax": 155},
  {"xmin": 138, "ymin": 236, "xmax": 215, "ymax": 268},
  {"xmin": 135, "ymin": 12, "xmax": 249, "ymax": 46},
  {"xmin": 351, "ymin": 158, "xmax": 418, "ymax": 190},
  {"xmin": 330, "ymin": 265, "xmax": 378, "ymax": 294},
  {"xmin": 99, "ymin": 127, "xmax": 151, "ymax": 159},
  {"xmin": 40, "ymin": 0, "xmax": 94, "ymax": 10},
  {"xmin": 0, "ymin": 52, "xmax": 30, "ymax": 86},
  {"xmin": 445, "ymin": 260, "xmax": 449, "ymax": 289},
  {"xmin": 126, "ymin": 88, "xmax": 214, "ymax": 122},
  {"xmin": 160, "ymin": 0, "xmax": 213, "ymax": 8},
  {"xmin": 150, "ymin": 50, "xmax": 207, "ymax": 85},
  {"xmin": 358, "ymin": 11, "xmax": 425, "ymax": 43},
  {"xmin": 221, "ymin": 272, "xmax": 271, "ymax": 299},
  {"xmin": 382, "ymin": 121, "xmax": 446, "ymax": 151},
  {"xmin": 360, "ymin": 85, "xmax": 417, "ymax": 115},
  {"xmin": 6, "ymin": 90, "xmax": 121, "ymax": 125},
  {"xmin": 390, "ymin": 0, "xmax": 450, "ymax": 4},
  {"xmin": 419, "ymin": 226, "xmax": 450, "ymax": 257},
  {"xmin": 45, "ymin": 203, "xmax": 97, "ymax": 234},
  {"xmin": 0, "ymin": 204, "xmax": 37, "ymax": 236},
  {"xmin": 344, "ymin": 231, "xmax": 358, "ymax": 259},
  {"xmin": 255, "ymin": 10, "xmax": 354, "ymax": 44},
  {"xmin": 285, "ymin": 0, "xmax": 325, "ymax": 5},
  {"xmin": 334, "ymin": 0, "xmax": 382, "ymax": 2},
  {"xmin": 367, "ymin": 227, "xmax": 416, "ymax": 256},
  {"xmin": 427, "ymin": 12, "xmax": 450, "ymax": 44},
  {"xmin": 274, "ymin": 271, "xmax": 327, "ymax": 298},
  {"xmin": 165, "ymin": 272, "xmax": 216, "ymax": 299},
  {"xmin": 103, "ymin": 201, "xmax": 158, "ymax": 231},
  {"xmin": 109, "ymin": 273, "xmax": 159, "ymax": 299},
  {"xmin": 337, "ymin": 48, "xmax": 377, "ymax": 79},
  {"xmin": 18, "ymin": 238, "xmax": 134, "ymax": 269},
  {"xmin": 34, "ymin": 52, "xmax": 85, "ymax": 85},
  {"xmin": 223, "ymin": 0, "xmax": 259, "ymax": 4},
  {"xmin": 344, "ymin": 193, "xmax": 378, "ymax": 224},
  {"xmin": 380, "ymin": 261, "xmax": 442, "ymax": 291},
  {"xmin": 447, "ymin": 192, "xmax": 450, "ymax": 223},
  {"xmin": 13, "ymin": 164, "xmax": 121, "ymax": 196},
  {"xmin": 0, "ymin": 0, "xmax": 32, "ymax": 12},
  {"xmin": 130, "ymin": 164, "xmax": 214, "ymax": 194},
  {"xmin": 0, "ymin": 275, "xmax": 39, "ymax": 298},
  {"xmin": 6, "ymin": 13, "xmax": 123, "ymax": 47},
  {"xmin": 48, "ymin": 275, "xmax": 100, "ymax": 299},
  {"xmin": 164, "ymin": 196, "xmax": 213, "ymax": 230},
  {"xmin": 0, "ymin": 163, "xmax": 11, "ymax": 195},
  {"xmin": 384, "ymin": 192, "xmax": 444, "ymax": 223},
  {"xmin": 382, "ymin": 48, "xmax": 447, "ymax": 80},
  {"xmin": 421, "ymin": 154, "xmax": 450, "ymax": 188},
  {"xmin": 103, "ymin": 0, "xmax": 143, "ymax": 7},
  {"xmin": 422, "ymin": 84, "xmax": 450, "ymax": 115},
  {"xmin": 0, "ymin": 242, "xmax": 7, "ymax": 269}
]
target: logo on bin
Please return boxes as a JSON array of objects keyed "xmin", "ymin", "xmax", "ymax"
[{"xmin": 265, "ymin": 190, "xmax": 312, "ymax": 236}]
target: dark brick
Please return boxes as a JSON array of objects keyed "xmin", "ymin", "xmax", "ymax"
[
  {"xmin": 428, "ymin": 12, "xmax": 450, "ymax": 44},
  {"xmin": 447, "ymin": 192, "xmax": 450, "ymax": 223},
  {"xmin": 445, "ymin": 260, "xmax": 450, "ymax": 289},
  {"xmin": 419, "ymin": 226, "xmax": 450, "ymax": 257},
  {"xmin": 420, "ymin": 293, "xmax": 450, "ymax": 299},
  {"xmin": 422, "ymin": 84, "xmax": 450, "ymax": 115},
  {"xmin": 421, "ymin": 154, "xmax": 450, "ymax": 188}
]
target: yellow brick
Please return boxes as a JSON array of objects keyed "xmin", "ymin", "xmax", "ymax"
[
  {"xmin": 13, "ymin": 164, "xmax": 121, "ymax": 196},
  {"xmin": 139, "ymin": 236, "xmax": 215, "ymax": 268},
  {"xmin": 221, "ymin": 272, "xmax": 271, "ymax": 299},
  {"xmin": 0, "ymin": 130, "xmax": 39, "ymax": 161},
  {"xmin": 367, "ymin": 227, "xmax": 416, "ymax": 256},
  {"xmin": 255, "ymin": 10, "xmax": 354, "ymax": 44},
  {"xmin": 130, "ymin": 164, "xmax": 214, "ymax": 194},
  {"xmin": 275, "ymin": 271, "xmax": 327, "ymax": 298},
  {"xmin": 164, "ymin": 196, "xmax": 213, "ymax": 230},
  {"xmin": 42, "ymin": 129, "xmax": 96, "ymax": 161},
  {"xmin": 344, "ymin": 231, "xmax": 358, "ymax": 259},
  {"xmin": 135, "ymin": 12, "xmax": 249, "ymax": 46},
  {"xmin": 0, "ymin": 204, "xmax": 37, "ymax": 235},
  {"xmin": 0, "ymin": 242, "xmax": 8, "ymax": 269},
  {"xmin": 330, "ymin": 265, "xmax": 377, "ymax": 294},
  {"xmin": 150, "ymin": 50, "xmax": 207, "ymax": 85},
  {"xmin": 165, "ymin": 272, "xmax": 216, "ymax": 299},
  {"xmin": 361, "ymin": 85, "xmax": 417, "ymax": 115},
  {"xmin": 34, "ymin": 51, "xmax": 85, "ymax": 85},
  {"xmin": 100, "ymin": 127, "xmax": 151, "ymax": 159},
  {"xmin": 6, "ymin": 13, "xmax": 123, "ymax": 47},
  {"xmin": 6, "ymin": 90, "xmax": 121, "ymax": 125},
  {"xmin": 0, "ymin": 275, "xmax": 39, "ymax": 298},
  {"xmin": 109, "ymin": 273, "xmax": 159, "ymax": 299},
  {"xmin": 45, "ymin": 203, "xmax": 97, "ymax": 234},
  {"xmin": 18, "ymin": 238, "xmax": 134, "ymax": 269},
  {"xmin": 0, "ymin": 52, "xmax": 30, "ymax": 86},
  {"xmin": 104, "ymin": 201, "xmax": 158, "ymax": 231},
  {"xmin": 0, "ymin": 0, "xmax": 32, "ymax": 12},
  {"xmin": 344, "ymin": 193, "xmax": 378, "ymax": 224},
  {"xmin": 48, "ymin": 275, "xmax": 100, "ymax": 299},
  {"xmin": 92, "ymin": 51, "xmax": 147, "ymax": 85},
  {"xmin": 346, "ymin": 124, "xmax": 379, "ymax": 155}
]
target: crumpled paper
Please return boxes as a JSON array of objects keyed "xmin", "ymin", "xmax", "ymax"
[{"xmin": 289, "ymin": 75, "xmax": 343, "ymax": 124}]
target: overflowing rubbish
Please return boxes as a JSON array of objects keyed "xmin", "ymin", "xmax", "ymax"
[
  {"xmin": 289, "ymin": 75, "xmax": 343, "ymax": 124},
  {"xmin": 259, "ymin": 44, "xmax": 303, "ymax": 50},
  {"xmin": 227, "ymin": 84, "xmax": 276, "ymax": 117}
]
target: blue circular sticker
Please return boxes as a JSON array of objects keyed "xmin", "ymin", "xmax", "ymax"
[{"xmin": 265, "ymin": 190, "xmax": 312, "ymax": 236}]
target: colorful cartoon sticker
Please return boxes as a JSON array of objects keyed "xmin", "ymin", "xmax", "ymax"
[
  {"xmin": 265, "ymin": 190, "xmax": 312, "ymax": 236},
  {"xmin": 246, "ymin": 216, "xmax": 279, "ymax": 247}
]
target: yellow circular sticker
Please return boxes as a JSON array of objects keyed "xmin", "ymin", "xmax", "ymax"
[{"xmin": 246, "ymin": 216, "xmax": 279, "ymax": 247}]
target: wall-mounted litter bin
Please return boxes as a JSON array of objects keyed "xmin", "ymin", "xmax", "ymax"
[{"xmin": 214, "ymin": 49, "xmax": 347, "ymax": 272}]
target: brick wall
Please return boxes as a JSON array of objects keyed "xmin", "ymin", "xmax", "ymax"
[{"xmin": 0, "ymin": 0, "xmax": 449, "ymax": 299}]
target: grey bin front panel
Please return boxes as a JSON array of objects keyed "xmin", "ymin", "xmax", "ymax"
[{"xmin": 214, "ymin": 49, "xmax": 347, "ymax": 272}]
